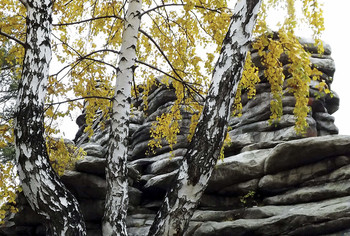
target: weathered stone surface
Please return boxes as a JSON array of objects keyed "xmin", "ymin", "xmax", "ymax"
[
  {"xmin": 144, "ymin": 170, "xmax": 177, "ymax": 190},
  {"xmin": 310, "ymin": 56, "xmax": 336, "ymax": 76},
  {"xmin": 302, "ymin": 163, "xmax": 350, "ymax": 186},
  {"xmin": 232, "ymin": 114, "xmax": 314, "ymax": 135},
  {"xmin": 264, "ymin": 135, "xmax": 350, "ymax": 174},
  {"xmin": 207, "ymin": 149, "xmax": 270, "ymax": 192},
  {"xmin": 228, "ymin": 125, "xmax": 315, "ymax": 153},
  {"xmin": 325, "ymin": 91, "xmax": 340, "ymax": 114},
  {"xmin": 75, "ymin": 156, "xmax": 106, "ymax": 175},
  {"xmin": 147, "ymin": 87, "xmax": 177, "ymax": 115},
  {"xmin": 12, "ymin": 205, "xmax": 42, "ymax": 226},
  {"xmin": 127, "ymin": 226, "xmax": 150, "ymax": 236},
  {"xmin": 259, "ymin": 155, "xmax": 350, "ymax": 193},
  {"xmin": 145, "ymin": 156, "xmax": 183, "ymax": 175},
  {"xmin": 80, "ymin": 142, "xmax": 107, "ymax": 158},
  {"xmin": 131, "ymin": 134, "xmax": 189, "ymax": 159},
  {"xmin": 240, "ymin": 141, "xmax": 282, "ymax": 153},
  {"xmin": 191, "ymin": 196, "xmax": 350, "ymax": 236},
  {"xmin": 130, "ymin": 148, "xmax": 187, "ymax": 169},
  {"xmin": 298, "ymin": 37, "xmax": 332, "ymax": 55},
  {"xmin": 264, "ymin": 179, "xmax": 350, "ymax": 205},
  {"xmin": 218, "ymin": 179, "xmax": 259, "ymax": 196},
  {"xmin": 61, "ymin": 170, "xmax": 106, "ymax": 199},
  {"xmin": 314, "ymin": 112, "xmax": 339, "ymax": 135}
]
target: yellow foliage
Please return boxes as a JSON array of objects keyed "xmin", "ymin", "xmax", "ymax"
[
  {"xmin": 0, "ymin": 162, "xmax": 21, "ymax": 225},
  {"xmin": 46, "ymin": 138, "xmax": 86, "ymax": 176},
  {"xmin": 233, "ymin": 52, "xmax": 260, "ymax": 117},
  {"xmin": 219, "ymin": 131, "xmax": 231, "ymax": 161}
]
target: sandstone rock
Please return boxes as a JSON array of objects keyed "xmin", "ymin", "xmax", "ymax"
[
  {"xmin": 127, "ymin": 226, "xmax": 150, "ymax": 236},
  {"xmin": 61, "ymin": 170, "xmax": 106, "ymax": 199},
  {"xmin": 129, "ymin": 110, "xmax": 145, "ymax": 124},
  {"xmin": 263, "ymin": 179, "xmax": 350, "ymax": 205},
  {"xmin": 12, "ymin": 205, "xmax": 42, "ymax": 226},
  {"xmin": 264, "ymin": 135, "xmax": 350, "ymax": 174},
  {"xmin": 130, "ymin": 122, "xmax": 152, "ymax": 148},
  {"xmin": 130, "ymin": 134, "xmax": 189, "ymax": 160},
  {"xmin": 147, "ymin": 87, "xmax": 177, "ymax": 115},
  {"xmin": 80, "ymin": 142, "xmax": 107, "ymax": 158},
  {"xmin": 218, "ymin": 179, "xmax": 259, "ymax": 196},
  {"xmin": 144, "ymin": 170, "xmax": 177, "ymax": 190},
  {"xmin": 241, "ymin": 141, "xmax": 282, "ymax": 153},
  {"xmin": 314, "ymin": 112, "xmax": 339, "ymax": 135},
  {"xmin": 191, "ymin": 196, "xmax": 350, "ymax": 236},
  {"xmin": 75, "ymin": 156, "xmax": 106, "ymax": 175},
  {"xmin": 206, "ymin": 149, "xmax": 270, "ymax": 192},
  {"xmin": 302, "ymin": 163, "xmax": 350, "ymax": 186},
  {"xmin": 259, "ymin": 155, "xmax": 350, "ymax": 193},
  {"xmin": 130, "ymin": 148, "xmax": 187, "ymax": 169},
  {"xmin": 298, "ymin": 37, "xmax": 332, "ymax": 55},
  {"xmin": 325, "ymin": 91, "xmax": 340, "ymax": 114},
  {"xmin": 146, "ymin": 156, "xmax": 183, "ymax": 175},
  {"xmin": 310, "ymin": 56, "xmax": 336, "ymax": 76}
]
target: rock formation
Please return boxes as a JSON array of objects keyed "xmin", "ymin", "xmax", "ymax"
[{"xmin": 2, "ymin": 38, "xmax": 350, "ymax": 236}]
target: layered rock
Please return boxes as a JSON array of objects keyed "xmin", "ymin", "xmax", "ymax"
[{"xmin": 2, "ymin": 39, "xmax": 349, "ymax": 236}]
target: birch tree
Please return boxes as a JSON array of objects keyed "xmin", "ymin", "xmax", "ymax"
[
  {"xmin": 148, "ymin": 1, "xmax": 262, "ymax": 234},
  {"xmin": 13, "ymin": 0, "xmax": 86, "ymax": 234},
  {"xmin": 102, "ymin": 0, "xmax": 142, "ymax": 234}
]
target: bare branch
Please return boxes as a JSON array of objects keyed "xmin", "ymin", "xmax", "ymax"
[
  {"xmin": 141, "ymin": 3, "xmax": 224, "ymax": 17},
  {"xmin": 0, "ymin": 29, "xmax": 25, "ymax": 47},
  {"xmin": 52, "ymin": 33, "xmax": 82, "ymax": 57},
  {"xmin": 136, "ymin": 59, "xmax": 205, "ymax": 101},
  {"xmin": 52, "ymin": 15, "xmax": 123, "ymax": 27},
  {"xmin": 139, "ymin": 28, "xmax": 183, "ymax": 81},
  {"xmin": 45, "ymin": 96, "xmax": 112, "ymax": 107}
]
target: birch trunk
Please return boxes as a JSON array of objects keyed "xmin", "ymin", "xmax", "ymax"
[
  {"xmin": 14, "ymin": 0, "xmax": 86, "ymax": 235},
  {"xmin": 148, "ymin": 0, "xmax": 262, "ymax": 235},
  {"xmin": 102, "ymin": 0, "xmax": 142, "ymax": 235}
]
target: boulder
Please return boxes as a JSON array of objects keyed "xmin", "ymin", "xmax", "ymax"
[
  {"xmin": 80, "ymin": 142, "xmax": 107, "ymax": 158},
  {"xmin": 264, "ymin": 135, "xmax": 350, "ymax": 174},
  {"xmin": 191, "ymin": 196, "xmax": 350, "ymax": 236},
  {"xmin": 206, "ymin": 149, "xmax": 270, "ymax": 192},
  {"xmin": 263, "ymin": 179, "xmax": 350, "ymax": 205},
  {"xmin": 259, "ymin": 155, "xmax": 350, "ymax": 193}
]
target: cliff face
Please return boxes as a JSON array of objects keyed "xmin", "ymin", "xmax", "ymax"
[{"xmin": 2, "ymin": 39, "xmax": 350, "ymax": 236}]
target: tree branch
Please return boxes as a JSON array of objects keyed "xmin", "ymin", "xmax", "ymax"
[
  {"xmin": 136, "ymin": 60, "xmax": 205, "ymax": 101},
  {"xmin": 141, "ymin": 3, "xmax": 224, "ymax": 17},
  {"xmin": 45, "ymin": 96, "xmax": 112, "ymax": 107},
  {"xmin": 139, "ymin": 29, "xmax": 183, "ymax": 80},
  {"xmin": 0, "ymin": 29, "xmax": 25, "ymax": 47},
  {"xmin": 52, "ymin": 15, "xmax": 123, "ymax": 27}
]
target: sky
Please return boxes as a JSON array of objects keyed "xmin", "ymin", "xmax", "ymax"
[
  {"xmin": 320, "ymin": 0, "xmax": 350, "ymax": 134},
  {"xmin": 60, "ymin": 0, "xmax": 350, "ymax": 139}
]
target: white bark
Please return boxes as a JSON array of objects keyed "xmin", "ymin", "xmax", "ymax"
[
  {"xmin": 148, "ymin": 0, "xmax": 262, "ymax": 235},
  {"xmin": 14, "ymin": 0, "xmax": 86, "ymax": 235},
  {"xmin": 102, "ymin": 0, "xmax": 142, "ymax": 235}
]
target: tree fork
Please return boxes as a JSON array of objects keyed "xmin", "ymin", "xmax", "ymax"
[
  {"xmin": 14, "ymin": 0, "xmax": 86, "ymax": 235},
  {"xmin": 148, "ymin": 0, "xmax": 262, "ymax": 235}
]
